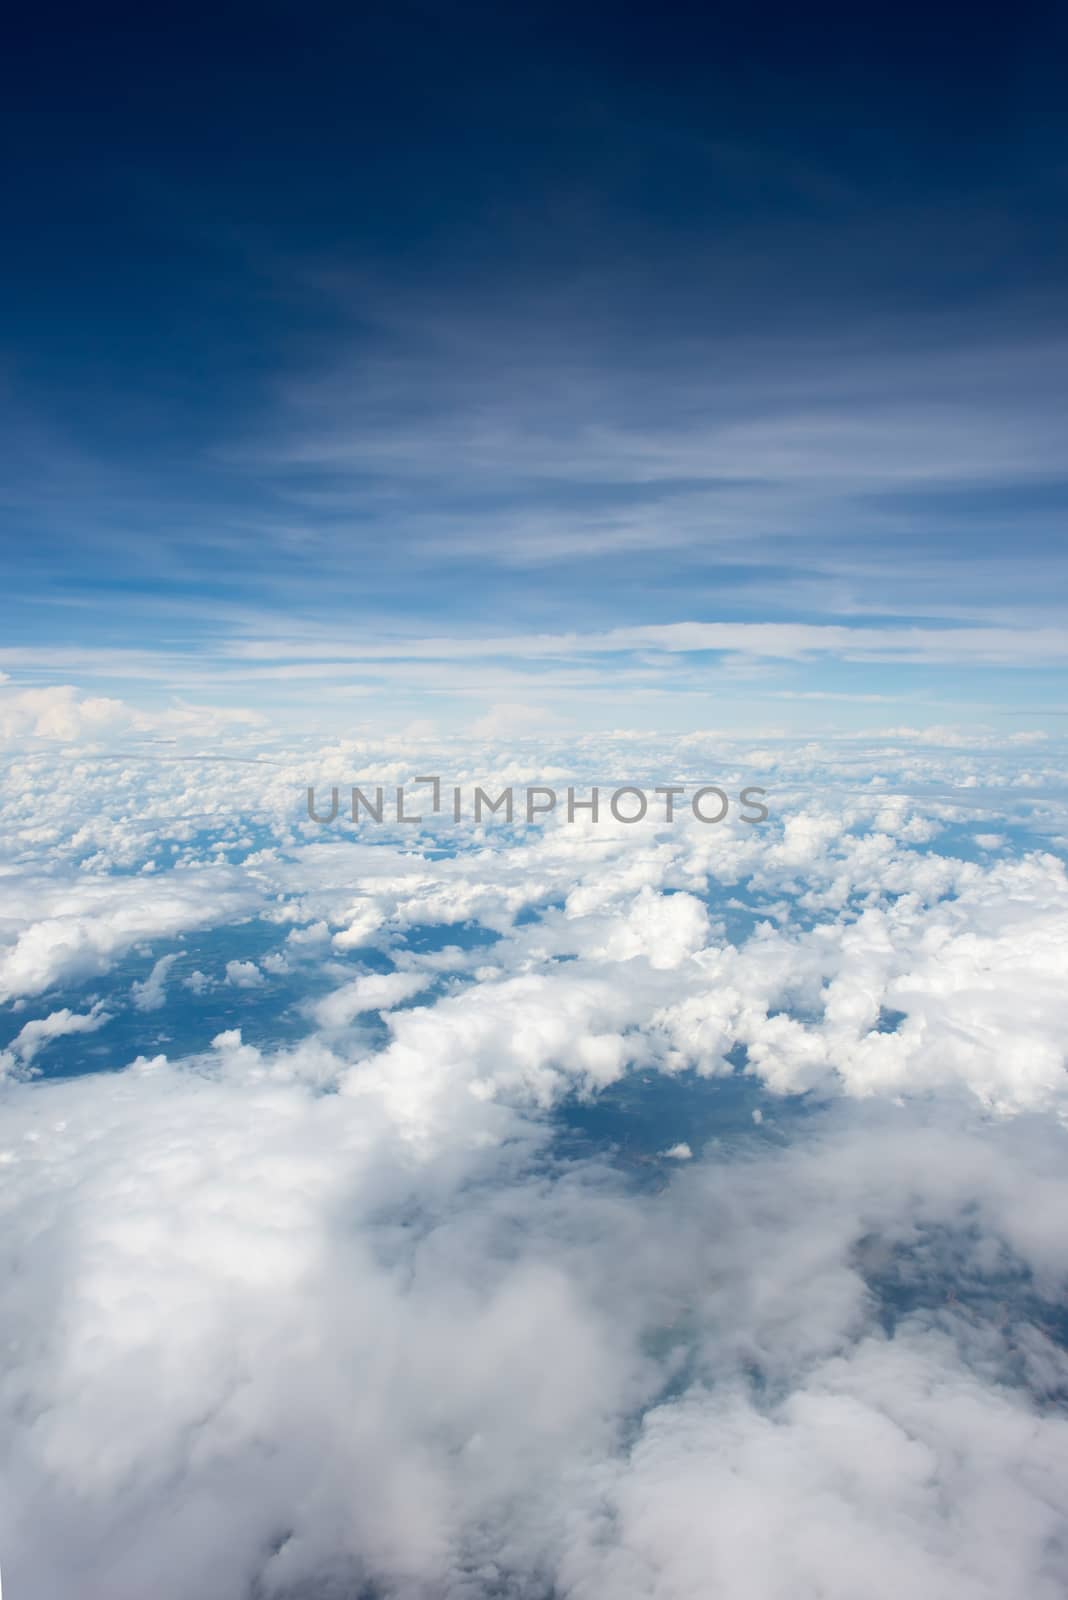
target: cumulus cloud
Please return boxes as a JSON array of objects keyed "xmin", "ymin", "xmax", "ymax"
[
  {"xmin": 130, "ymin": 953, "xmax": 181, "ymax": 1011},
  {"xmin": 225, "ymin": 958, "xmax": 264, "ymax": 988},
  {"xmin": 313, "ymin": 969, "xmax": 431, "ymax": 1028},
  {"xmin": 0, "ymin": 868, "xmax": 262, "ymax": 1004},
  {"xmin": 0, "ymin": 682, "xmax": 269, "ymax": 746},
  {"xmin": 0, "ymin": 684, "xmax": 130, "ymax": 742},
  {"xmin": 2, "ymin": 728, "xmax": 1068, "ymax": 1596},
  {"xmin": 0, "ymin": 1001, "xmax": 110, "ymax": 1076},
  {"xmin": 1, "ymin": 1056, "xmax": 1067, "ymax": 1598}
]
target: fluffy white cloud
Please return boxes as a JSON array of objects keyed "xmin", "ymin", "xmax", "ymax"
[
  {"xmin": 0, "ymin": 1001, "xmax": 110, "ymax": 1077},
  {"xmin": 131, "ymin": 953, "xmax": 181, "ymax": 1011},
  {"xmin": 2, "ymin": 727, "xmax": 1068, "ymax": 1596},
  {"xmin": 225, "ymin": 959, "xmax": 265, "ymax": 988},
  {"xmin": 0, "ymin": 868, "xmax": 263, "ymax": 1004},
  {"xmin": 0, "ymin": 683, "xmax": 267, "ymax": 746},
  {"xmin": 1, "ymin": 1054, "xmax": 1067, "ymax": 1598},
  {"xmin": 313, "ymin": 969, "xmax": 432, "ymax": 1028},
  {"xmin": 562, "ymin": 1328, "xmax": 1068, "ymax": 1600}
]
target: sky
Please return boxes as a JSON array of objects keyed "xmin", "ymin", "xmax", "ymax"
[
  {"xmin": 2, "ymin": 0, "xmax": 1067, "ymax": 733},
  {"xmin": 4, "ymin": 13, "xmax": 1068, "ymax": 1599}
]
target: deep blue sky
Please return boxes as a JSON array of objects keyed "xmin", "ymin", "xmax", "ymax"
[{"xmin": 2, "ymin": 1, "xmax": 1066, "ymax": 729}]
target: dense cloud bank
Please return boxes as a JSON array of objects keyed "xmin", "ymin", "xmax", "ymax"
[
  {"xmin": 4, "ymin": 1070, "xmax": 1068, "ymax": 1599},
  {"xmin": 1, "ymin": 721, "xmax": 1067, "ymax": 1597}
]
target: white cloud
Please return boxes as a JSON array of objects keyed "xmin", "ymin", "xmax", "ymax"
[
  {"xmin": 225, "ymin": 959, "xmax": 264, "ymax": 988},
  {"xmin": 313, "ymin": 969, "xmax": 431, "ymax": 1028},
  {"xmin": 0, "ymin": 683, "xmax": 267, "ymax": 745},
  {"xmin": 0, "ymin": 867, "xmax": 262, "ymax": 1004},
  {"xmin": 1, "ymin": 729, "xmax": 1068, "ymax": 1595},
  {"xmin": 0, "ymin": 1001, "xmax": 110, "ymax": 1076},
  {"xmin": 1, "ymin": 1058, "xmax": 1067, "ymax": 1597},
  {"xmin": 130, "ymin": 953, "xmax": 180, "ymax": 1011}
]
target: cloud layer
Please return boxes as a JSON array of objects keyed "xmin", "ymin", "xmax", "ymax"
[{"xmin": 1, "ymin": 726, "xmax": 1067, "ymax": 1597}]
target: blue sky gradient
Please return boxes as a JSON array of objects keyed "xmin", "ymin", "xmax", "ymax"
[{"xmin": 2, "ymin": 1, "xmax": 1066, "ymax": 731}]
